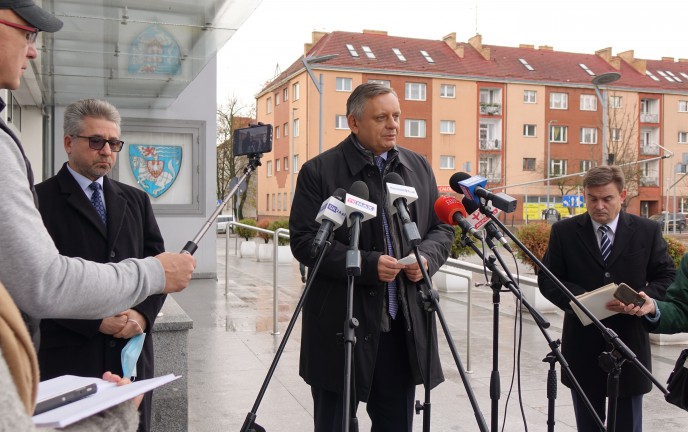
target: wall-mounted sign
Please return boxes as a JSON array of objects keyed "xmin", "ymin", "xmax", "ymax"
[{"xmin": 129, "ymin": 145, "xmax": 182, "ymax": 198}]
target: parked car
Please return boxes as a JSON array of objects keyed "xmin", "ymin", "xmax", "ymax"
[
  {"xmin": 217, "ymin": 215, "xmax": 234, "ymax": 234},
  {"xmin": 649, "ymin": 212, "xmax": 687, "ymax": 232}
]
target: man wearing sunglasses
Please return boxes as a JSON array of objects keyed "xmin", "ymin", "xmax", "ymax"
[{"xmin": 34, "ymin": 99, "xmax": 166, "ymax": 432}]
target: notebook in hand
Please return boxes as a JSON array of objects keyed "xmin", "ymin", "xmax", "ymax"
[{"xmin": 569, "ymin": 282, "xmax": 618, "ymax": 326}]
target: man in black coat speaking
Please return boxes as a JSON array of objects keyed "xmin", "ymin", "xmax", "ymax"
[
  {"xmin": 289, "ymin": 83, "xmax": 453, "ymax": 431},
  {"xmin": 538, "ymin": 165, "xmax": 675, "ymax": 431}
]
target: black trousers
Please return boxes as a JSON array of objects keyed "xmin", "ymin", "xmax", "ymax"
[
  {"xmin": 311, "ymin": 316, "xmax": 416, "ymax": 432},
  {"xmin": 571, "ymin": 389, "xmax": 643, "ymax": 432}
]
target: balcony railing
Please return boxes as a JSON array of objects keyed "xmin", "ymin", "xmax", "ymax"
[
  {"xmin": 640, "ymin": 112, "xmax": 659, "ymax": 123},
  {"xmin": 480, "ymin": 103, "xmax": 502, "ymax": 116},
  {"xmin": 479, "ymin": 172, "xmax": 502, "ymax": 183},
  {"xmin": 479, "ymin": 138, "xmax": 501, "ymax": 150},
  {"xmin": 640, "ymin": 176, "xmax": 659, "ymax": 187},
  {"xmin": 640, "ymin": 145, "xmax": 660, "ymax": 156}
]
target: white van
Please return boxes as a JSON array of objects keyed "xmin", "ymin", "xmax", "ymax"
[{"xmin": 217, "ymin": 215, "xmax": 234, "ymax": 234}]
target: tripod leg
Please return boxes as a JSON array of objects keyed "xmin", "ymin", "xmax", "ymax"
[{"xmin": 542, "ymin": 353, "xmax": 558, "ymax": 432}]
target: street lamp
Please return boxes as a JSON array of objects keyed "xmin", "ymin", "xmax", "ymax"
[
  {"xmin": 592, "ymin": 72, "xmax": 621, "ymax": 165},
  {"xmin": 301, "ymin": 54, "xmax": 338, "ymax": 155},
  {"xmin": 290, "ymin": 107, "xmax": 298, "ymax": 204},
  {"xmin": 546, "ymin": 120, "xmax": 557, "ymax": 210}
]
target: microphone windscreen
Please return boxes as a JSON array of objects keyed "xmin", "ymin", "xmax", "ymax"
[
  {"xmin": 350, "ymin": 180, "xmax": 369, "ymax": 201},
  {"xmin": 434, "ymin": 196, "xmax": 466, "ymax": 225},
  {"xmin": 383, "ymin": 172, "xmax": 405, "ymax": 186},
  {"xmin": 449, "ymin": 172, "xmax": 471, "ymax": 194},
  {"xmin": 461, "ymin": 196, "xmax": 480, "ymax": 214},
  {"xmin": 332, "ymin": 188, "xmax": 347, "ymax": 201}
]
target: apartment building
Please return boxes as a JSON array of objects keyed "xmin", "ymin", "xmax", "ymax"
[{"xmin": 255, "ymin": 30, "xmax": 688, "ymax": 221}]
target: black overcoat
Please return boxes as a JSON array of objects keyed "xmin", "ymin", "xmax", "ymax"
[
  {"xmin": 538, "ymin": 211, "xmax": 675, "ymax": 397},
  {"xmin": 289, "ymin": 135, "xmax": 454, "ymax": 401}
]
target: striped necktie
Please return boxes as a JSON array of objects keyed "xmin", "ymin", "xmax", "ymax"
[
  {"xmin": 89, "ymin": 182, "xmax": 107, "ymax": 226},
  {"xmin": 599, "ymin": 224, "xmax": 611, "ymax": 262},
  {"xmin": 375, "ymin": 156, "xmax": 398, "ymax": 319}
]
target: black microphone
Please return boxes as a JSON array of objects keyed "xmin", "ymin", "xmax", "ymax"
[
  {"xmin": 345, "ymin": 181, "xmax": 376, "ymax": 275},
  {"xmin": 450, "ymin": 172, "xmax": 518, "ymax": 213},
  {"xmin": 462, "ymin": 197, "xmax": 513, "ymax": 253},
  {"xmin": 433, "ymin": 196, "xmax": 483, "ymax": 240},
  {"xmin": 383, "ymin": 173, "xmax": 421, "ymax": 245},
  {"xmin": 310, "ymin": 188, "xmax": 347, "ymax": 258}
]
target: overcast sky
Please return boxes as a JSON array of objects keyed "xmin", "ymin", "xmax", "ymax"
[{"xmin": 217, "ymin": 0, "xmax": 688, "ymax": 112}]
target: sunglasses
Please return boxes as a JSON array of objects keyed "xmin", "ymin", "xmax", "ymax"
[
  {"xmin": 0, "ymin": 18, "xmax": 39, "ymax": 44},
  {"xmin": 75, "ymin": 135, "xmax": 125, "ymax": 152}
]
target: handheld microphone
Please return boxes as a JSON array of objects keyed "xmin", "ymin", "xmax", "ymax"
[
  {"xmin": 462, "ymin": 197, "xmax": 513, "ymax": 253},
  {"xmin": 383, "ymin": 173, "xmax": 421, "ymax": 245},
  {"xmin": 433, "ymin": 196, "xmax": 483, "ymax": 240},
  {"xmin": 452, "ymin": 172, "xmax": 518, "ymax": 213},
  {"xmin": 310, "ymin": 188, "xmax": 347, "ymax": 258}
]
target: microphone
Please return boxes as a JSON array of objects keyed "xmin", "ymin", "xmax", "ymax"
[
  {"xmin": 310, "ymin": 188, "xmax": 347, "ymax": 258},
  {"xmin": 452, "ymin": 172, "xmax": 518, "ymax": 213},
  {"xmin": 383, "ymin": 173, "xmax": 421, "ymax": 245},
  {"xmin": 462, "ymin": 197, "xmax": 513, "ymax": 253},
  {"xmin": 345, "ymin": 181, "xmax": 376, "ymax": 275},
  {"xmin": 434, "ymin": 196, "xmax": 483, "ymax": 240}
]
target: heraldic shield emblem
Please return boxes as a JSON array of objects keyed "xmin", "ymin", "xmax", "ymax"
[{"xmin": 129, "ymin": 145, "xmax": 182, "ymax": 198}]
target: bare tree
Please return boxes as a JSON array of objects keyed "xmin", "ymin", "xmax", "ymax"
[{"xmin": 605, "ymin": 94, "xmax": 640, "ymax": 210}]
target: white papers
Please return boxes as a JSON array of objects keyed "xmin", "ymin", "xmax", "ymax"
[
  {"xmin": 398, "ymin": 254, "xmax": 424, "ymax": 266},
  {"xmin": 570, "ymin": 282, "xmax": 618, "ymax": 326},
  {"xmin": 33, "ymin": 374, "xmax": 180, "ymax": 428}
]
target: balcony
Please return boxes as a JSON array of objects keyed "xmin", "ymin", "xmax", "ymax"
[
  {"xmin": 640, "ymin": 176, "xmax": 659, "ymax": 187},
  {"xmin": 479, "ymin": 171, "xmax": 502, "ymax": 183},
  {"xmin": 640, "ymin": 145, "xmax": 660, "ymax": 156},
  {"xmin": 480, "ymin": 103, "xmax": 502, "ymax": 116},
  {"xmin": 479, "ymin": 138, "xmax": 501, "ymax": 150},
  {"xmin": 640, "ymin": 113, "xmax": 660, "ymax": 123}
]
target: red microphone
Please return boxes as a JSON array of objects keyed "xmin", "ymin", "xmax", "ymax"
[{"xmin": 434, "ymin": 196, "xmax": 483, "ymax": 240}]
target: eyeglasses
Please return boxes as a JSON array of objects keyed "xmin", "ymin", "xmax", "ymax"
[
  {"xmin": 0, "ymin": 19, "xmax": 39, "ymax": 44},
  {"xmin": 75, "ymin": 135, "xmax": 125, "ymax": 152}
]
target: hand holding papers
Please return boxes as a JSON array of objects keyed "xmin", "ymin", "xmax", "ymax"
[{"xmin": 570, "ymin": 283, "xmax": 619, "ymax": 326}]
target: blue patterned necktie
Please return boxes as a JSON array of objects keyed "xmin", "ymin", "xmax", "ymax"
[
  {"xmin": 599, "ymin": 224, "xmax": 611, "ymax": 262},
  {"xmin": 375, "ymin": 156, "xmax": 398, "ymax": 319},
  {"xmin": 89, "ymin": 182, "xmax": 107, "ymax": 225}
]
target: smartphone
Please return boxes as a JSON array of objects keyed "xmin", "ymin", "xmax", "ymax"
[
  {"xmin": 233, "ymin": 124, "xmax": 273, "ymax": 156},
  {"xmin": 613, "ymin": 283, "xmax": 646, "ymax": 308},
  {"xmin": 34, "ymin": 382, "xmax": 97, "ymax": 415}
]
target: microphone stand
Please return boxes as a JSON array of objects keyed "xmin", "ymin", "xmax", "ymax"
[
  {"xmin": 240, "ymin": 237, "xmax": 334, "ymax": 432},
  {"xmin": 483, "ymin": 207, "xmax": 669, "ymax": 432},
  {"xmin": 402, "ymin": 220, "xmax": 489, "ymax": 432},
  {"xmin": 181, "ymin": 154, "xmax": 262, "ymax": 255},
  {"xmin": 343, "ymin": 214, "xmax": 363, "ymax": 432}
]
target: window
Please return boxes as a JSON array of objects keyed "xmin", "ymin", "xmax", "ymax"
[
  {"xmin": 335, "ymin": 115, "xmax": 349, "ymax": 129},
  {"xmin": 523, "ymin": 124, "xmax": 536, "ymax": 137},
  {"xmin": 275, "ymin": 158, "xmax": 280, "ymax": 172},
  {"xmin": 293, "ymin": 82, "xmax": 300, "ymax": 100},
  {"xmin": 275, "ymin": 92, "xmax": 280, "ymax": 106},
  {"xmin": 551, "ymin": 159, "xmax": 568, "ymax": 176},
  {"xmin": 266, "ymin": 194, "xmax": 270, "ymax": 211},
  {"xmin": 336, "ymin": 77, "xmax": 353, "ymax": 92},
  {"xmin": 523, "ymin": 90, "xmax": 537, "ymax": 103},
  {"xmin": 550, "ymin": 92, "xmax": 568, "ymax": 109},
  {"xmin": 392, "ymin": 48, "xmax": 406, "ymax": 61},
  {"xmin": 679, "ymin": 132, "xmax": 688, "ymax": 143},
  {"xmin": 611, "ymin": 128, "xmax": 622, "ymax": 142},
  {"xmin": 368, "ymin": 79, "xmax": 391, "ymax": 87},
  {"xmin": 283, "ymin": 88, "xmax": 288, "ymax": 101},
  {"xmin": 580, "ymin": 160, "xmax": 596, "ymax": 172},
  {"xmin": 283, "ymin": 157, "xmax": 288, "ymax": 172},
  {"xmin": 272, "ymin": 194, "xmax": 275, "ymax": 211},
  {"xmin": 275, "ymin": 126, "xmax": 280, "ymax": 139},
  {"xmin": 405, "ymin": 82, "xmax": 426, "ymax": 101},
  {"xmin": 440, "ymin": 156, "xmax": 455, "ymax": 170},
  {"xmin": 284, "ymin": 193, "xmax": 289, "ymax": 210},
  {"xmin": 440, "ymin": 84, "xmax": 455, "ymax": 98},
  {"xmin": 679, "ymin": 100, "xmax": 688, "ymax": 112},
  {"xmin": 550, "ymin": 125, "xmax": 568, "ymax": 143},
  {"xmin": 523, "ymin": 158, "xmax": 536, "ymax": 171},
  {"xmin": 439, "ymin": 120, "xmax": 455, "ymax": 134},
  {"xmin": 277, "ymin": 193, "xmax": 282, "ymax": 211},
  {"xmin": 266, "ymin": 160, "xmax": 273, "ymax": 177},
  {"xmin": 404, "ymin": 119, "xmax": 426, "ymax": 138},
  {"xmin": 346, "ymin": 44, "xmax": 359, "ymax": 57},
  {"xmin": 293, "ymin": 154, "xmax": 300, "ymax": 173},
  {"xmin": 362, "ymin": 46, "xmax": 375, "ymax": 58},
  {"xmin": 610, "ymin": 96, "xmax": 622, "ymax": 109},
  {"xmin": 581, "ymin": 127, "xmax": 597, "ymax": 144},
  {"xmin": 7, "ymin": 92, "xmax": 21, "ymax": 130},
  {"xmin": 293, "ymin": 119, "xmax": 300, "ymax": 137},
  {"xmin": 266, "ymin": 97, "xmax": 272, "ymax": 114},
  {"xmin": 283, "ymin": 122, "xmax": 288, "ymax": 138},
  {"xmin": 420, "ymin": 50, "xmax": 434, "ymax": 63},
  {"xmin": 580, "ymin": 95, "xmax": 597, "ymax": 111}
]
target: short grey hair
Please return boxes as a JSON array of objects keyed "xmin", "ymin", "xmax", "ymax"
[
  {"xmin": 346, "ymin": 83, "xmax": 397, "ymax": 119},
  {"xmin": 63, "ymin": 99, "xmax": 121, "ymax": 137},
  {"xmin": 583, "ymin": 165, "xmax": 625, "ymax": 192}
]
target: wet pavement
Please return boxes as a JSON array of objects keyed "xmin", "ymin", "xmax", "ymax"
[{"xmin": 170, "ymin": 235, "xmax": 688, "ymax": 431}]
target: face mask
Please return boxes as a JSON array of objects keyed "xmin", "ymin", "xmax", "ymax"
[{"xmin": 121, "ymin": 333, "xmax": 146, "ymax": 379}]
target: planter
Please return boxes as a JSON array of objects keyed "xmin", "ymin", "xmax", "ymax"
[
  {"xmin": 256, "ymin": 243, "xmax": 273, "ymax": 262},
  {"xmin": 432, "ymin": 265, "xmax": 471, "ymax": 293},
  {"xmin": 277, "ymin": 245, "xmax": 293, "ymax": 265},
  {"xmin": 519, "ymin": 281, "xmax": 558, "ymax": 313},
  {"xmin": 239, "ymin": 240, "xmax": 257, "ymax": 258},
  {"xmin": 650, "ymin": 333, "xmax": 688, "ymax": 345}
]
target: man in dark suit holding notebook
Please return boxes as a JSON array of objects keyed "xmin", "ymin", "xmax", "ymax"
[{"xmin": 538, "ymin": 165, "xmax": 675, "ymax": 432}]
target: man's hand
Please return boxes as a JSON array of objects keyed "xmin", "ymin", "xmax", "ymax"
[
  {"xmin": 112, "ymin": 309, "xmax": 146, "ymax": 339},
  {"xmin": 378, "ymin": 255, "xmax": 406, "ymax": 282},
  {"xmin": 606, "ymin": 291, "xmax": 657, "ymax": 317},
  {"xmin": 156, "ymin": 252, "xmax": 196, "ymax": 293},
  {"xmin": 102, "ymin": 372, "xmax": 144, "ymax": 408},
  {"xmin": 99, "ymin": 314, "xmax": 128, "ymax": 335},
  {"xmin": 403, "ymin": 256, "xmax": 428, "ymax": 282}
]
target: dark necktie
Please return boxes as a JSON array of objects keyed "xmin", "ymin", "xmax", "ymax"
[
  {"xmin": 599, "ymin": 224, "xmax": 611, "ymax": 262},
  {"xmin": 375, "ymin": 156, "xmax": 398, "ymax": 319},
  {"xmin": 89, "ymin": 182, "xmax": 107, "ymax": 225}
]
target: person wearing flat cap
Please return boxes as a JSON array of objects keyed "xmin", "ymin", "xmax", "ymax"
[{"xmin": 0, "ymin": 1, "xmax": 197, "ymax": 430}]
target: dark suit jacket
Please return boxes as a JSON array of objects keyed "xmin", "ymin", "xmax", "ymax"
[
  {"xmin": 538, "ymin": 211, "xmax": 675, "ymax": 397},
  {"xmin": 35, "ymin": 164, "xmax": 165, "ymax": 430}
]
